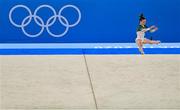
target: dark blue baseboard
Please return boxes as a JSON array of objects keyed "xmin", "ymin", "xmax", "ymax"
[{"xmin": 0, "ymin": 48, "xmax": 180, "ymax": 55}]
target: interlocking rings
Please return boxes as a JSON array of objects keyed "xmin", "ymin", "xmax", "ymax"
[{"xmin": 9, "ymin": 4, "xmax": 81, "ymax": 37}]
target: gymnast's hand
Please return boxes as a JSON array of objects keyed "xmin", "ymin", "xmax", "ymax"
[
  {"xmin": 150, "ymin": 25, "xmax": 156, "ymax": 29},
  {"xmin": 150, "ymin": 25, "xmax": 158, "ymax": 31}
]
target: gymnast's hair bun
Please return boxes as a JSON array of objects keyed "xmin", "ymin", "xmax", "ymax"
[{"xmin": 139, "ymin": 13, "xmax": 146, "ymax": 21}]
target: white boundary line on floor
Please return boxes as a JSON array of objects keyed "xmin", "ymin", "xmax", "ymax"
[{"xmin": 0, "ymin": 43, "xmax": 180, "ymax": 49}]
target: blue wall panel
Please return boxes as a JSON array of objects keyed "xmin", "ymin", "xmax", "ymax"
[{"xmin": 0, "ymin": 0, "xmax": 180, "ymax": 43}]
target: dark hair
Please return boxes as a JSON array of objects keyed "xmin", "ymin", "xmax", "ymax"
[{"xmin": 139, "ymin": 14, "xmax": 146, "ymax": 21}]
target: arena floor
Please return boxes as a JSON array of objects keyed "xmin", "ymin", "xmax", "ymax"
[{"xmin": 0, "ymin": 55, "xmax": 180, "ymax": 110}]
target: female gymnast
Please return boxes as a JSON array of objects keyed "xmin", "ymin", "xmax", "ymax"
[{"xmin": 136, "ymin": 14, "xmax": 161, "ymax": 55}]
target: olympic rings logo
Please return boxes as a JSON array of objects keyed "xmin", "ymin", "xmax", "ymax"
[{"xmin": 9, "ymin": 4, "xmax": 81, "ymax": 38}]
